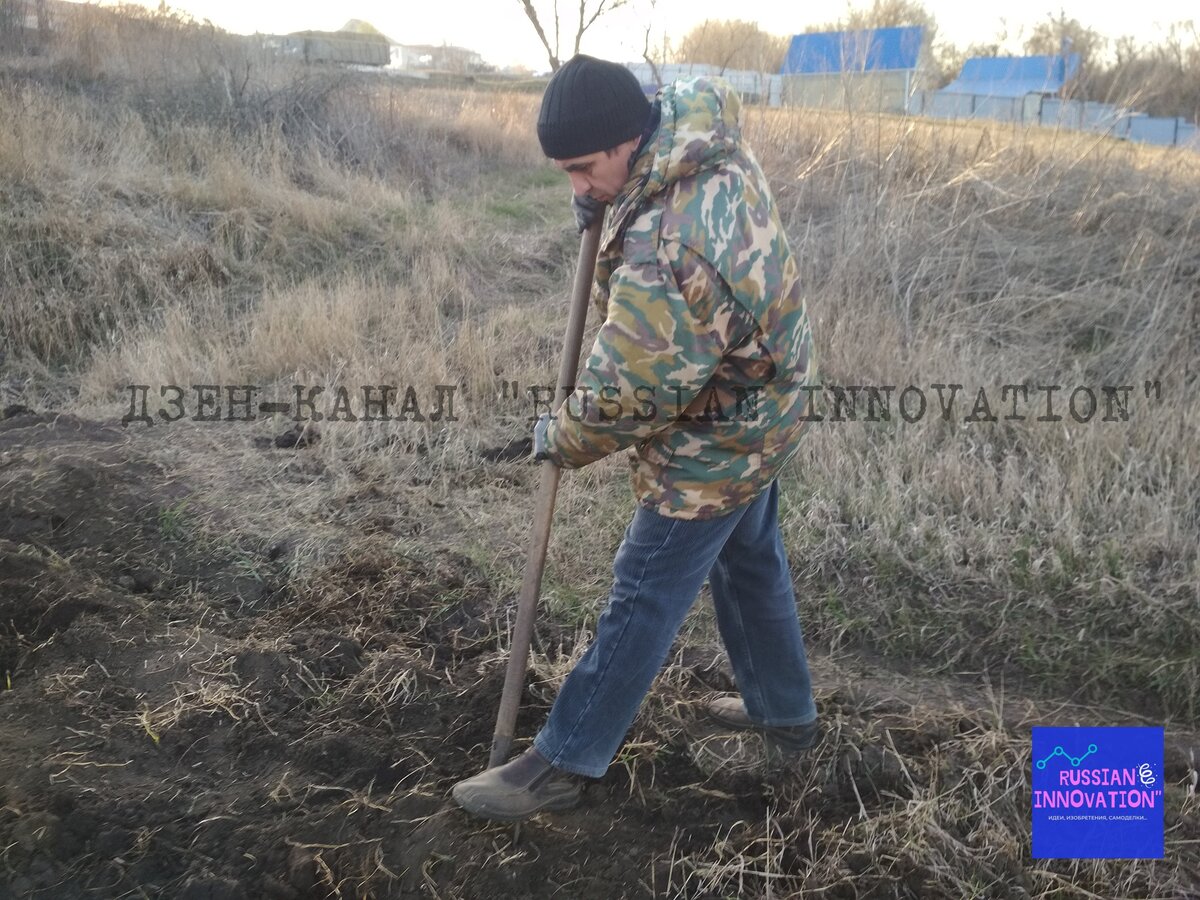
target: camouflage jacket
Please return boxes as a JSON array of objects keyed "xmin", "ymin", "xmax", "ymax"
[{"xmin": 543, "ymin": 77, "xmax": 817, "ymax": 519}]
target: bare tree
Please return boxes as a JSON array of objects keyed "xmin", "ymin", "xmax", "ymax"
[
  {"xmin": 517, "ymin": 0, "xmax": 630, "ymax": 72},
  {"xmin": 1023, "ymin": 13, "xmax": 1105, "ymax": 74},
  {"xmin": 808, "ymin": 0, "xmax": 938, "ymax": 45},
  {"xmin": 640, "ymin": 0, "xmax": 667, "ymax": 85},
  {"xmin": 676, "ymin": 19, "xmax": 789, "ymax": 74},
  {"xmin": 1087, "ymin": 22, "xmax": 1200, "ymax": 120}
]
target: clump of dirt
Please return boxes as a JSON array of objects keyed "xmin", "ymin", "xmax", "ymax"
[{"xmin": 0, "ymin": 413, "xmax": 1196, "ymax": 899}]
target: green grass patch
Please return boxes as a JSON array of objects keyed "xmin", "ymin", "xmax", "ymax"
[{"xmin": 486, "ymin": 198, "xmax": 542, "ymax": 226}]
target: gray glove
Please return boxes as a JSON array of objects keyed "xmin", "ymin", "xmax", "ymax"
[
  {"xmin": 532, "ymin": 412, "xmax": 553, "ymax": 461},
  {"xmin": 571, "ymin": 193, "xmax": 604, "ymax": 234}
]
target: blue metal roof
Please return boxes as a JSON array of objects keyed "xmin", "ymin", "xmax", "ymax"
[
  {"xmin": 941, "ymin": 54, "xmax": 1080, "ymax": 97},
  {"xmin": 781, "ymin": 26, "xmax": 924, "ymax": 74}
]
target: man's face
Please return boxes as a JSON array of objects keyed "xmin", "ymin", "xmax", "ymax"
[{"xmin": 553, "ymin": 138, "xmax": 638, "ymax": 204}]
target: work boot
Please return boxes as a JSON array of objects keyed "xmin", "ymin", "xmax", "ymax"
[
  {"xmin": 705, "ymin": 695, "xmax": 822, "ymax": 754},
  {"xmin": 451, "ymin": 747, "xmax": 583, "ymax": 822}
]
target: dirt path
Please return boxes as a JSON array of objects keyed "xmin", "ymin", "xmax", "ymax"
[{"xmin": 1, "ymin": 412, "xmax": 1196, "ymax": 899}]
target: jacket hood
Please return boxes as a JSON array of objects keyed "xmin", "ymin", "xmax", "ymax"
[{"xmin": 606, "ymin": 77, "xmax": 743, "ymax": 241}]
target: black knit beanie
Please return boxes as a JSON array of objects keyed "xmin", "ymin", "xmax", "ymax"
[{"xmin": 537, "ymin": 54, "xmax": 651, "ymax": 160}]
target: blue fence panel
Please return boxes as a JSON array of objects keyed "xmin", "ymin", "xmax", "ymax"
[
  {"xmin": 974, "ymin": 96, "xmax": 1021, "ymax": 121},
  {"xmin": 1041, "ymin": 98, "xmax": 1084, "ymax": 129},
  {"xmin": 925, "ymin": 92, "xmax": 974, "ymax": 118},
  {"xmin": 1081, "ymin": 101, "xmax": 1125, "ymax": 134},
  {"xmin": 768, "ymin": 75, "xmax": 783, "ymax": 107},
  {"xmin": 1109, "ymin": 115, "xmax": 1133, "ymax": 139},
  {"xmin": 1128, "ymin": 116, "xmax": 1180, "ymax": 145},
  {"xmin": 1022, "ymin": 95, "xmax": 1043, "ymax": 122},
  {"xmin": 851, "ymin": 89, "xmax": 1195, "ymax": 149}
]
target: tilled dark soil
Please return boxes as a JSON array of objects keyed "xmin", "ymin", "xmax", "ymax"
[
  {"xmin": 1, "ymin": 413, "xmax": 1196, "ymax": 899},
  {"xmin": 0, "ymin": 413, "xmax": 776, "ymax": 898}
]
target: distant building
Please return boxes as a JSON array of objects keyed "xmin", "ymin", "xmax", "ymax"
[
  {"xmin": 940, "ymin": 54, "xmax": 1080, "ymax": 99},
  {"xmin": 924, "ymin": 53, "xmax": 1081, "ymax": 122},
  {"xmin": 392, "ymin": 45, "xmax": 430, "ymax": 69},
  {"xmin": 268, "ymin": 30, "xmax": 390, "ymax": 66},
  {"xmin": 779, "ymin": 26, "xmax": 925, "ymax": 114},
  {"xmin": 394, "ymin": 44, "xmax": 486, "ymax": 73}
]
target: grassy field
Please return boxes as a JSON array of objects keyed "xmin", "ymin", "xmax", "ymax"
[{"xmin": 1, "ymin": 7, "xmax": 1198, "ymax": 899}]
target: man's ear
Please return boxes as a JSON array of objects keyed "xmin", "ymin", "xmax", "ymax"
[{"xmin": 606, "ymin": 136, "xmax": 640, "ymax": 159}]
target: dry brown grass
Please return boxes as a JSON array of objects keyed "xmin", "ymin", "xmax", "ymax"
[
  {"xmin": 2, "ymin": 8, "xmax": 1198, "ymax": 896},
  {"xmin": 731, "ymin": 105, "xmax": 1200, "ymax": 722},
  {"xmin": 4, "ymin": 2, "xmax": 1197, "ymax": 720}
]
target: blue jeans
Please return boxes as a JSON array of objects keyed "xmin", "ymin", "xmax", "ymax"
[{"xmin": 533, "ymin": 480, "xmax": 817, "ymax": 778}]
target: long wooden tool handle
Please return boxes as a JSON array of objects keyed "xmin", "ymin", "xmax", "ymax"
[{"xmin": 488, "ymin": 217, "xmax": 603, "ymax": 769}]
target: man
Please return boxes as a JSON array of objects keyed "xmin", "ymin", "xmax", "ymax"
[{"xmin": 452, "ymin": 55, "xmax": 820, "ymax": 822}]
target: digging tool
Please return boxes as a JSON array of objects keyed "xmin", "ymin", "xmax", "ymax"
[{"xmin": 487, "ymin": 216, "xmax": 604, "ymax": 769}]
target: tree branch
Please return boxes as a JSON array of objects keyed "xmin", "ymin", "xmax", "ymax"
[
  {"xmin": 518, "ymin": 0, "xmax": 560, "ymax": 71},
  {"xmin": 642, "ymin": 20, "xmax": 662, "ymax": 85},
  {"xmin": 582, "ymin": 0, "xmax": 628, "ymax": 38},
  {"xmin": 553, "ymin": 2, "xmax": 561, "ymax": 67}
]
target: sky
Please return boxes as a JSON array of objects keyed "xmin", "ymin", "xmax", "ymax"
[{"xmin": 78, "ymin": 0, "xmax": 1199, "ymax": 72}]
